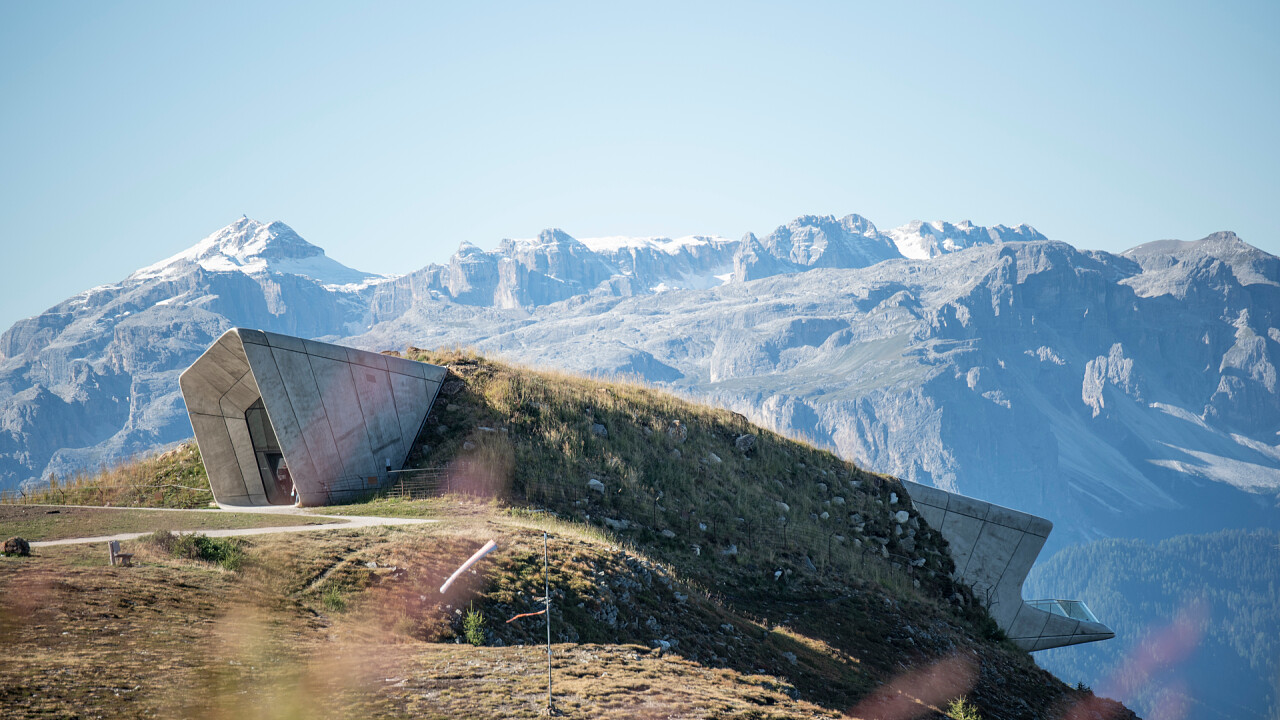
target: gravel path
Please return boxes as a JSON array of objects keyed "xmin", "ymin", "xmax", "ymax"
[{"xmin": 28, "ymin": 506, "xmax": 435, "ymax": 548}]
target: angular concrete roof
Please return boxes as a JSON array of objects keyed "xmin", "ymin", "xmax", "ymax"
[
  {"xmin": 179, "ymin": 328, "xmax": 446, "ymax": 506},
  {"xmin": 904, "ymin": 480, "xmax": 1115, "ymax": 651}
]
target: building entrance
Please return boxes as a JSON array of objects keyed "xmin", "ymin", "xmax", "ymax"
[{"xmin": 244, "ymin": 398, "xmax": 295, "ymax": 505}]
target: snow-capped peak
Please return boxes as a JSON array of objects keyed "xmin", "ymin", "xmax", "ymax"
[
  {"xmin": 577, "ymin": 234, "xmax": 731, "ymax": 255},
  {"xmin": 887, "ymin": 219, "xmax": 1046, "ymax": 260},
  {"xmin": 130, "ymin": 217, "xmax": 385, "ymax": 289},
  {"xmin": 498, "ymin": 230, "xmax": 732, "ymax": 257}
]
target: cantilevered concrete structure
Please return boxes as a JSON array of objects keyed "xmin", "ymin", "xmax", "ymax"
[
  {"xmin": 180, "ymin": 328, "xmax": 446, "ymax": 507},
  {"xmin": 904, "ymin": 481, "xmax": 1115, "ymax": 652}
]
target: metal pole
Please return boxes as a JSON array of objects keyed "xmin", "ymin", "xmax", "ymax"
[{"xmin": 544, "ymin": 531, "xmax": 553, "ymax": 713}]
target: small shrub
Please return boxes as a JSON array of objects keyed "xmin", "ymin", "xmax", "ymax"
[
  {"xmin": 144, "ymin": 530, "xmax": 246, "ymax": 571},
  {"xmin": 322, "ymin": 584, "xmax": 347, "ymax": 612},
  {"xmin": 947, "ymin": 696, "xmax": 982, "ymax": 720},
  {"xmin": 464, "ymin": 602, "xmax": 486, "ymax": 646}
]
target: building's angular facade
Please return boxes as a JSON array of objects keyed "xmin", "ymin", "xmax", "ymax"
[
  {"xmin": 905, "ymin": 481, "xmax": 1115, "ymax": 651},
  {"xmin": 180, "ymin": 328, "xmax": 445, "ymax": 506}
]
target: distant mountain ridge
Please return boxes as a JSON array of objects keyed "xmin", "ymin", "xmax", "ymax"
[{"xmin": 2, "ymin": 214, "xmax": 1277, "ymax": 550}]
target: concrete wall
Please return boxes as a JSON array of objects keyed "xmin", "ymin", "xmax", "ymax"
[
  {"xmin": 904, "ymin": 480, "xmax": 1115, "ymax": 651},
  {"xmin": 180, "ymin": 328, "xmax": 446, "ymax": 506}
]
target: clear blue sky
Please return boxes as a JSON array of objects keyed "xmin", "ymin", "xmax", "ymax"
[{"xmin": 2, "ymin": 1, "xmax": 1276, "ymax": 331}]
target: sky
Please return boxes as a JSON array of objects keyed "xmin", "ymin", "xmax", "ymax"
[{"xmin": 1, "ymin": 1, "xmax": 1277, "ymax": 331}]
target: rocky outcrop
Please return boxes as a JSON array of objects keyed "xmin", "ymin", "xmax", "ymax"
[{"xmin": 2, "ymin": 536, "xmax": 30, "ymax": 556}]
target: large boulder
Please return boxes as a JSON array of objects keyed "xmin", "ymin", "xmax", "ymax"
[{"xmin": 2, "ymin": 537, "xmax": 30, "ymax": 556}]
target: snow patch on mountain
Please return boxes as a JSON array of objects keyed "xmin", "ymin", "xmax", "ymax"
[{"xmin": 887, "ymin": 220, "xmax": 1048, "ymax": 260}]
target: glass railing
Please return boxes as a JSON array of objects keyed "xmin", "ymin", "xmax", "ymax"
[{"xmin": 1026, "ymin": 599, "xmax": 1100, "ymax": 623}]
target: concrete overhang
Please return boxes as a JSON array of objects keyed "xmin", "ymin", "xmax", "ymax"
[
  {"xmin": 179, "ymin": 328, "xmax": 446, "ymax": 507},
  {"xmin": 904, "ymin": 480, "xmax": 1116, "ymax": 652}
]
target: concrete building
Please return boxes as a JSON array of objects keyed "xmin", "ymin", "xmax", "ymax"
[
  {"xmin": 180, "ymin": 328, "xmax": 446, "ymax": 506},
  {"xmin": 904, "ymin": 481, "xmax": 1114, "ymax": 651}
]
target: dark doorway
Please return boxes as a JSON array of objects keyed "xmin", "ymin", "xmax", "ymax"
[{"xmin": 245, "ymin": 398, "xmax": 295, "ymax": 505}]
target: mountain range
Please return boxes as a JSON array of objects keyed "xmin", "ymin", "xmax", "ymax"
[{"xmin": 3, "ymin": 214, "xmax": 1277, "ymax": 551}]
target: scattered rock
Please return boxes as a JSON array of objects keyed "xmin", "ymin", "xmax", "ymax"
[
  {"xmin": 782, "ymin": 651, "xmax": 798, "ymax": 666},
  {"xmin": 889, "ymin": 492, "xmax": 899, "ymax": 504},
  {"xmin": 705, "ymin": 452, "xmax": 722, "ymax": 464},
  {"xmin": 816, "ymin": 482, "xmax": 827, "ymax": 493},
  {"xmin": 587, "ymin": 478, "xmax": 605, "ymax": 493},
  {"xmin": 661, "ymin": 529, "xmax": 676, "ymax": 539},
  {"xmin": 776, "ymin": 501, "xmax": 790, "ymax": 512},
  {"xmin": 591, "ymin": 423, "xmax": 608, "ymax": 438},
  {"xmin": 666, "ymin": 421, "xmax": 687, "ymax": 443},
  {"xmin": 802, "ymin": 556, "xmax": 818, "ymax": 573},
  {"xmin": 2, "ymin": 537, "xmax": 30, "ymax": 556},
  {"xmin": 820, "ymin": 511, "xmax": 830, "ymax": 520},
  {"xmin": 602, "ymin": 517, "xmax": 630, "ymax": 531},
  {"xmin": 721, "ymin": 544, "xmax": 738, "ymax": 556},
  {"xmin": 441, "ymin": 380, "xmax": 464, "ymax": 396},
  {"xmin": 669, "ymin": 448, "xmax": 681, "ymax": 459},
  {"xmin": 434, "ymin": 425, "xmax": 449, "ymax": 435},
  {"xmin": 734, "ymin": 434, "xmax": 756, "ymax": 453},
  {"xmin": 364, "ymin": 560, "xmax": 378, "ymax": 569},
  {"xmin": 833, "ymin": 496, "xmax": 845, "ymax": 505},
  {"xmin": 894, "ymin": 510, "xmax": 911, "ymax": 524},
  {"xmin": 674, "ymin": 591, "xmax": 687, "ymax": 603},
  {"xmin": 462, "ymin": 441, "xmax": 476, "ymax": 450}
]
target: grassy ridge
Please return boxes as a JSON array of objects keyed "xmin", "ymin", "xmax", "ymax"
[
  {"xmin": 2, "ymin": 443, "xmax": 212, "ymax": 508},
  {"xmin": 402, "ymin": 348, "xmax": 969, "ymax": 611}
]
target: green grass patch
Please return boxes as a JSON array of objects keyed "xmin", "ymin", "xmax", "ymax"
[{"xmin": 143, "ymin": 530, "xmax": 247, "ymax": 571}]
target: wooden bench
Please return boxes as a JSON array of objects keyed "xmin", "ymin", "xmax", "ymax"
[{"xmin": 108, "ymin": 540, "xmax": 134, "ymax": 567}]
